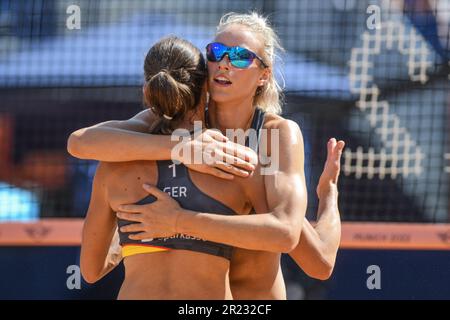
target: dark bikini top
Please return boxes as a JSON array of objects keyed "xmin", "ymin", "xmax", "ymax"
[{"xmin": 117, "ymin": 107, "xmax": 266, "ymax": 260}]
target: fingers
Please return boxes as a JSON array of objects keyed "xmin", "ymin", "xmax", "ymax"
[
  {"xmin": 323, "ymin": 137, "xmax": 345, "ymax": 185},
  {"xmin": 129, "ymin": 232, "xmax": 156, "ymax": 241},
  {"xmin": 215, "ymin": 140, "xmax": 257, "ymax": 165},
  {"xmin": 142, "ymin": 183, "xmax": 167, "ymax": 199},
  {"xmin": 199, "ymin": 130, "xmax": 259, "ymax": 174},
  {"xmin": 218, "ymin": 150, "xmax": 256, "ymax": 172},
  {"xmin": 226, "ymin": 143, "xmax": 258, "ymax": 166},
  {"xmin": 116, "ymin": 211, "xmax": 143, "ymax": 223},
  {"xmin": 205, "ymin": 129, "xmax": 228, "ymax": 143},
  {"xmin": 214, "ymin": 152, "xmax": 253, "ymax": 176},
  {"xmin": 327, "ymin": 138, "xmax": 336, "ymax": 160},
  {"xmin": 332, "ymin": 140, "xmax": 345, "ymax": 162},
  {"xmin": 118, "ymin": 204, "xmax": 145, "ymax": 213},
  {"xmin": 337, "ymin": 140, "xmax": 345, "ymax": 153},
  {"xmin": 204, "ymin": 144, "xmax": 255, "ymax": 177},
  {"xmin": 327, "ymin": 138, "xmax": 345, "ymax": 160},
  {"xmin": 119, "ymin": 222, "xmax": 145, "ymax": 233},
  {"xmin": 212, "ymin": 141, "xmax": 258, "ymax": 172},
  {"xmin": 214, "ymin": 161, "xmax": 251, "ymax": 178},
  {"xmin": 206, "ymin": 167, "xmax": 235, "ymax": 180}
]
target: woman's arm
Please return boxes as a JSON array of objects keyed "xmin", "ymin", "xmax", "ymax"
[
  {"xmin": 117, "ymin": 119, "xmax": 307, "ymax": 253},
  {"xmin": 67, "ymin": 110, "xmax": 176, "ymax": 162},
  {"xmin": 67, "ymin": 109, "xmax": 256, "ymax": 179},
  {"xmin": 291, "ymin": 196, "xmax": 340, "ymax": 280},
  {"xmin": 289, "ymin": 138, "xmax": 344, "ymax": 280},
  {"xmin": 117, "ymin": 136, "xmax": 343, "ymax": 280},
  {"xmin": 80, "ymin": 162, "xmax": 119, "ymax": 284}
]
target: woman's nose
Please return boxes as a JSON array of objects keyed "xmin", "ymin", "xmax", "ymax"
[{"xmin": 218, "ymin": 54, "xmax": 231, "ymax": 70}]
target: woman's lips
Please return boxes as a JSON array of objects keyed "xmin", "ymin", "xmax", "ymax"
[{"xmin": 213, "ymin": 76, "xmax": 232, "ymax": 87}]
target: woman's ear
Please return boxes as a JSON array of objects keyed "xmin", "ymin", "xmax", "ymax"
[{"xmin": 257, "ymin": 68, "xmax": 271, "ymax": 87}]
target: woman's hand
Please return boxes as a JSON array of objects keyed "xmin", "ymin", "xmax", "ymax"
[
  {"xmin": 116, "ymin": 184, "xmax": 183, "ymax": 240},
  {"xmin": 316, "ymin": 138, "xmax": 345, "ymax": 200},
  {"xmin": 176, "ymin": 129, "xmax": 258, "ymax": 180}
]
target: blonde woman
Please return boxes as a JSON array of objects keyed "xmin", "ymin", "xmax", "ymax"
[{"xmin": 71, "ymin": 12, "xmax": 343, "ymax": 299}]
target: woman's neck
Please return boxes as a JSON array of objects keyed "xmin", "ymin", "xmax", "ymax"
[
  {"xmin": 174, "ymin": 105, "xmax": 205, "ymax": 132},
  {"xmin": 208, "ymin": 98, "xmax": 255, "ymax": 134}
]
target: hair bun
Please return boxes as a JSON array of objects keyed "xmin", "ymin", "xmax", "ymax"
[{"xmin": 143, "ymin": 36, "xmax": 207, "ymax": 134}]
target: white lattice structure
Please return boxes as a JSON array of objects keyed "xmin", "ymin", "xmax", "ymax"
[
  {"xmin": 346, "ymin": 21, "xmax": 431, "ymax": 179},
  {"xmin": 445, "ymin": 153, "xmax": 450, "ymax": 174}
]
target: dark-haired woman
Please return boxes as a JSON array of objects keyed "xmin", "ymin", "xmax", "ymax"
[{"xmin": 79, "ymin": 36, "xmax": 272, "ymax": 299}]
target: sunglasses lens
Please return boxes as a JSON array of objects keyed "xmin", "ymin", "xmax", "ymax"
[
  {"xmin": 230, "ymin": 47, "xmax": 254, "ymax": 68},
  {"xmin": 231, "ymin": 59, "xmax": 252, "ymax": 68},
  {"xmin": 206, "ymin": 43, "xmax": 257, "ymax": 68},
  {"xmin": 207, "ymin": 43, "xmax": 226, "ymax": 62}
]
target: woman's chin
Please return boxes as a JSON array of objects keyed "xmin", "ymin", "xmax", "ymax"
[{"xmin": 209, "ymin": 92, "xmax": 233, "ymax": 104}]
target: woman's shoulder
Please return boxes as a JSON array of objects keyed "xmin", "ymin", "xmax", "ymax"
[
  {"xmin": 96, "ymin": 161, "xmax": 157, "ymax": 186},
  {"xmin": 262, "ymin": 113, "xmax": 302, "ymax": 135}
]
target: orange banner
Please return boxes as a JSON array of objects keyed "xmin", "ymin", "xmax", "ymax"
[{"xmin": 1, "ymin": 219, "xmax": 450, "ymax": 250}]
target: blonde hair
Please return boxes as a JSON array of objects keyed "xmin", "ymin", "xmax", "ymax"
[{"xmin": 216, "ymin": 12, "xmax": 284, "ymax": 114}]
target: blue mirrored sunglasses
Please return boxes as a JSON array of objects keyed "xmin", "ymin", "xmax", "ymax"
[{"xmin": 206, "ymin": 42, "xmax": 268, "ymax": 69}]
